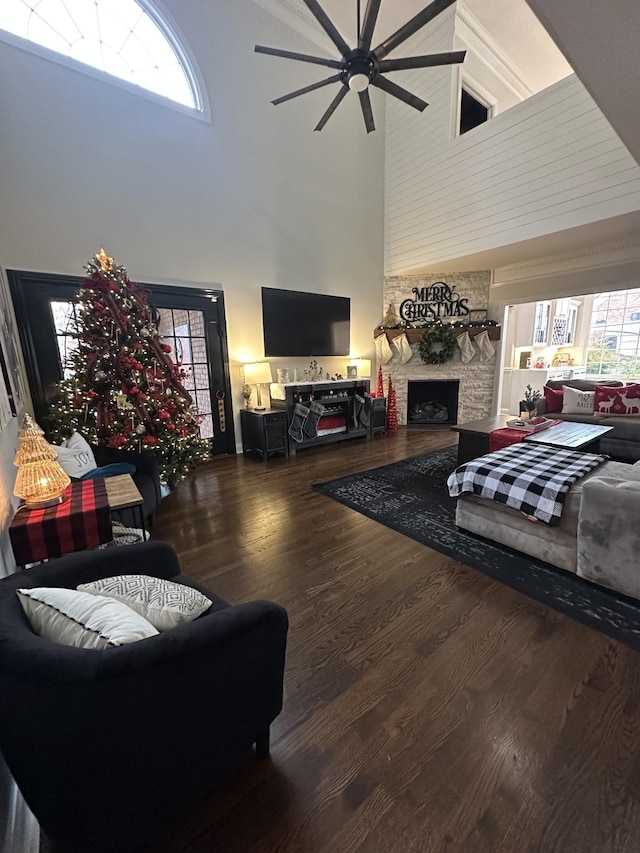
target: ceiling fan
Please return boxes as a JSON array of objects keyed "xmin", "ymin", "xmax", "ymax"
[{"xmin": 255, "ymin": 0, "xmax": 466, "ymax": 133}]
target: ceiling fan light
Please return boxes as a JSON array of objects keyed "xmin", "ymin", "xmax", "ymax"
[{"xmin": 348, "ymin": 73, "xmax": 369, "ymax": 92}]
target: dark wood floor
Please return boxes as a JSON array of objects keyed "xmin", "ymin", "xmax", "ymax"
[{"xmin": 140, "ymin": 428, "xmax": 640, "ymax": 853}]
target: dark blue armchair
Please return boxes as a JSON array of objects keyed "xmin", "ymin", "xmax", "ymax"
[{"xmin": 0, "ymin": 541, "xmax": 288, "ymax": 852}]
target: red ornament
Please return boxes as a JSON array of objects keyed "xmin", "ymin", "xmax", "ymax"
[
  {"xmin": 130, "ymin": 386, "xmax": 140, "ymax": 395},
  {"xmin": 167, "ymin": 423, "xmax": 176, "ymax": 431},
  {"xmin": 143, "ymin": 435, "xmax": 158, "ymax": 446},
  {"xmin": 158, "ymin": 410, "xmax": 170, "ymax": 421},
  {"xmin": 161, "ymin": 344, "xmax": 172, "ymax": 353}
]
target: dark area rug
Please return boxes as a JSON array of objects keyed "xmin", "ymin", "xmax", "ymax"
[{"xmin": 313, "ymin": 445, "xmax": 640, "ymax": 650}]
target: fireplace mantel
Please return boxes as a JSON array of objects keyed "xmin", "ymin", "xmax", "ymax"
[{"xmin": 374, "ymin": 326, "xmax": 501, "ymax": 343}]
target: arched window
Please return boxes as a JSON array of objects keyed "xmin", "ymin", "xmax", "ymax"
[{"xmin": 0, "ymin": 0, "xmax": 202, "ymax": 111}]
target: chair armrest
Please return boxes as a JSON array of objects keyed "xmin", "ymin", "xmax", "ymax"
[{"xmin": 7, "ymin": 541, "xmax": 180, "ymax": 591}]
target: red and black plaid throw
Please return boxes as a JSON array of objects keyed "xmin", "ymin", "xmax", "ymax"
[{"xmin": 10, "ymin": 479, "xmax": 113, "ymax": 566}]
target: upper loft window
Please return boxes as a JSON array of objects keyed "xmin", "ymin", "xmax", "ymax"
[
  {"xmin": 459, "ymin": 88, "xmax": 490, "ymax": 135},
  {"xmin": 0, "ymin": 0, "xmax": 202, "ymax": 111}
]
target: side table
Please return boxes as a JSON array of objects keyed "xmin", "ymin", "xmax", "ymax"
[
  {"xmin": 241, "ymin": 408, "xmax": 288, "ymax": 460},
  {"xmin": 104, "ymin": 474, "xmax": 146, "ymax": 537},
  {"xmin": 9, "ymin": 479, "xmax": 113, "ymax": 568}
]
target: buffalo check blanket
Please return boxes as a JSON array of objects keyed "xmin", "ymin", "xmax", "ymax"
[{"xmin": 446, "ymin": 442, "xmax": 607, "ymax": 526}]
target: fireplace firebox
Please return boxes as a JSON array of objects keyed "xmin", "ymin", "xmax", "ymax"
[{"xmin": 407, "ymin": 380, "xmax": 460, "ymax": 427}]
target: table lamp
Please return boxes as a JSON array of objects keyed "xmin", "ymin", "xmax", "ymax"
[
  {"xmin": 243, "ymin": 362, "xmax": 273, "ymax": 411},
  {"xmin": 13, "ymin": 413, "xmax": 70, "ymax": 508}
]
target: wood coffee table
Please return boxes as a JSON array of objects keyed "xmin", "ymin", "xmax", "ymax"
[
  {"xmin": 451, "ymin": 417, "xmax": 613, "ymax": 466},
  {"xmin": 450, "ymin": 415, "xmax": 512, "ymax": 466}
]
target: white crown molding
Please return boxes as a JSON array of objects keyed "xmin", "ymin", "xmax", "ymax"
[
  {"xmin": 494, "ymin": 240, "xmax": 640, "ymax": 285},
  {"xmin": 455, "ymin": 6, "xmax": 532, "ymax": 100}
]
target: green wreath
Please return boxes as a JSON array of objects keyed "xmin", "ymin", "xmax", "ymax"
[{"xmin": 418, "ymin": 323, "xmax": 457, "ymax": 365}]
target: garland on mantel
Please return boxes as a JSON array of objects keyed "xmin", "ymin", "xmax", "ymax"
[{"xmin": 418, "ymin": 322, "xmax": 457, "ymax": 365}]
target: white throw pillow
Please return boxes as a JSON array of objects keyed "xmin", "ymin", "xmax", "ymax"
[
  {"xmin": 17, "ymin": 587, "xmax": 158, "ymax": 649},
  {"xmin": 78, "ymin": 575, "xmax": 212, "ymax": 631},
  {"xmin": 561, "ymin": 385, "xmax": 595, "ymax": 415},
  {"xmin": 54, "ymin": 432, "xmax": 97, "ymax": 478}
]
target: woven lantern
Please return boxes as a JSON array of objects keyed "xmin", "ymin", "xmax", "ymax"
[{"xmin": 14, "ymin": 414, "xmax": 70, "ymax": 508}]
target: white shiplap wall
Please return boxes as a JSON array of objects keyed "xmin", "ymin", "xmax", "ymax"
[{"xmin": 385, "ymin": 66, "xmax": 640, "ymax": 274}]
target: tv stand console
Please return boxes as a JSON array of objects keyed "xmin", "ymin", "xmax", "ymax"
[{"xmin": 270, "ymin": 380, "xmax": 371, "ymax": 456}]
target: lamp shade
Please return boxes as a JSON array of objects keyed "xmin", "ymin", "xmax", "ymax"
[{"xmin": 243, "ymin": 362, "xmax": 273, "ymax": 385}]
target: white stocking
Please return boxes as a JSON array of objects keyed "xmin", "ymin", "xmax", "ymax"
[
  {"xmin": 392, "ymin": 333, "xmax": 413, "ymax": 364},
  {"xmin": 475, "ymin": 330, "xmax": 495, "ymax": 363},
  {"xmin": 375, "ymin": 333, "xmax": 393, "ymax": 365},
  {"xmin": 456, "ymin": 331, "xmax": 474, "ymax": 364}
]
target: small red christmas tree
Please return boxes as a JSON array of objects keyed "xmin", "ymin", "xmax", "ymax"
[
  {"xmin": 376, "ymin": 365, "xmax": 384, "ymax": 398},
  {"xmin": 386, "ymin": 375, "xmax": 398, "ymax": 431}
]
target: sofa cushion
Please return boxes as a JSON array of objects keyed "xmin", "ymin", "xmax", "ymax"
[
  {"xmin": 598, "ymin": 415, "xmax": 640, "ymax": 441},
  {"xmin": 562, "ymin": 385, "xmax": 595, "ymax": 415},
  {"xmin": 595, "ymin": 384, "xmax": 640, "ymax": 416},
  {"xmin": 16, "ymin": 586, "xmax": 158, "ymax": 648},
  {"xmin": 544, "ymin": 385, "xmax": 564, "ymax": 414},
  {"xmin": 550, "ymin": 411, "xmax": 605, "ymax": 425},
  {"xmin": 78, "ymin": 575, "xmax": 212, "ymax": 631}
]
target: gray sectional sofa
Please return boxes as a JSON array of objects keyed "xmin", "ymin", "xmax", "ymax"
[{"xmin": 536, "ymin": 379, "xmax": 640, "ymax": 462}]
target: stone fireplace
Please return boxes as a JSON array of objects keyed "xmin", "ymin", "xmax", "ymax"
[
  {"xmin": 407, "ymin": 380, "xmax": 459, "ymax": 426},
  {"xmin": 380, "ymin": 271, "xmax": 498, "ymax": 426}
]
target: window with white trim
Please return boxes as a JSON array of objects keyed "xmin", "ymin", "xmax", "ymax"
[{"xmin": 0, "ymin": 0, "xmax": 201, "ymax": 110}]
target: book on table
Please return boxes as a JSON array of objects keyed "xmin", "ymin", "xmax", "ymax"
[{"xmin": 505, "ymin": 416, "xmax": 554, "ymax": 432}]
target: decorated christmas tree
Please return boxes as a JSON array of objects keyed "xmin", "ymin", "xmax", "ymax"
[
  {"xmin": 376, "ymin": 365, "xmax": 384, "ymax": 398},
  {"xmin": 48, "ymin": 248, "xmax": 210, "ymax": 486}
]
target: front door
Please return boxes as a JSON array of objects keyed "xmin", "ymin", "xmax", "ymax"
[{"xmin": 8, "ymin": 271, "xmax": 235, "ymax": 456}]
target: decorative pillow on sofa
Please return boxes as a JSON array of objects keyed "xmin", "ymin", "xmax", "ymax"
[
  {"xmin": 16, "ymin": 587, "xmax": 158, "ymax": 649},
  {"xmin": 594, "ymin": 384, "xmax": 640, "ymax": 416},
  {"xmin": 77, "ymin": 575, "xmax": 212, "ymax": 631},
  {"xmin": 54, "ymin": 432, "xmax": 97, "ymax": 479},
  {"xmin": 562, "ymin": 385, "xmax": 595, "ymax": 415},
  {"xmin": 543, "ymin": 385, "xmax": 564, "ymax": 414}
]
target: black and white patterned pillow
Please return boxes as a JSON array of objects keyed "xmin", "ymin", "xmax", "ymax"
[{"xmin": 78, "ymin": 575, "xmax": 211, "ymax": 631}]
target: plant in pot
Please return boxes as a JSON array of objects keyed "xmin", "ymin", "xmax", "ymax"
[
  {"xmin": 241, "ymin": 384, "xmax": 253, "ymax": 409},
  {"xmin": 520, "ymin": 384, "xmax": 542, "ymax": 419}
]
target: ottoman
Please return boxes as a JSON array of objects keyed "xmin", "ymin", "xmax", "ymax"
[{"xmin": 455, "ymin": 459, "xmax": 640, "ymax": 576}]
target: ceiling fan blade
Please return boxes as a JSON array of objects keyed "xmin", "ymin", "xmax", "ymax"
[
  {"xmin": 379, "ymin": 50, "xmax": 466, "ymax": 72},
  {"xmin": 359, "ymin": 89, "xmax": 375, "ymax": 133},
  {"xmin": 372, "ymin": 75, "xmax": 428, "ymax": 111},
  {"xmin": 358, "ymin": 0, "xmax": 383, "ymax": 50},
  {"xmin": 374, "ymin": 0, "xmax": 458, "ymax": 60},
  {"xmin": 271, "ymin": 74, "xmax": 342, "ymax": 106},
  {"xmin": 301, "ymin": 0, "xmax": 351, "ymax": 57},
  {"xmin": 255, "ymin": 45, "xmax": 342, "ymax": 69},
  {"xmin": 314, "ymin": 85, "xmax": 349, "ymax": 131}
]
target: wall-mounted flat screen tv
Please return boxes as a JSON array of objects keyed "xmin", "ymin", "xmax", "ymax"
[{"xmin": 262, "ymin": 287, "xmax": 350, "ymax": 357}]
